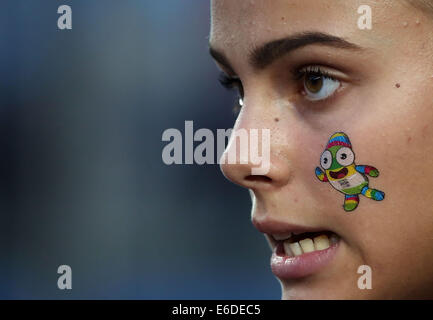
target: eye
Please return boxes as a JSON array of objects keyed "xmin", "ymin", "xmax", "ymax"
[
  {"xmin": 218, "ymin": 72, "xmax": 244, "ymax": 113},
  {"xmin": 336, "ymin": 147, "xmax": 354, "ymax": 166},
  {"xmin": 299, "ymin": 66, "xmax": 341, "ymax": 101},
  {"xmin": 320, "ymin": 150, "xmax": 332, "ymax": 170}
]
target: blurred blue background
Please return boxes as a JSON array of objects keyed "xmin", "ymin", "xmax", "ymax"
[{"xmin": 0, "ymin": 0, "xmax": 280, "ymax": 299}]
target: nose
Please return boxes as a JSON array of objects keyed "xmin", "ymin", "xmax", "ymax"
[
  {"xmin": 220, "ymin": 150, "xmax": 291, "ymax": 190},
  {"xmin": 219, "ymin": 109, "xmax": 291, "ymax": 191}
]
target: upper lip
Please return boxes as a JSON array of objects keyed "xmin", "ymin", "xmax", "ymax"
[{"xmin": 252, "ymin": 217, "xmax": 331, "ymax": 241}]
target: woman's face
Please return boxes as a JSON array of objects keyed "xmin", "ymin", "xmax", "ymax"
[{"xmin": 210, "ymin": 0, "xmax": 433, "ymax": 299}]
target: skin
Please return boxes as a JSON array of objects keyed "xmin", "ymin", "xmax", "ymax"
[{"xmin": 209, "ymin": 0, "xmax": 433, "ymax": 299}]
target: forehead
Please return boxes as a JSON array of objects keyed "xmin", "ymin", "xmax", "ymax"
[
  {"xmin": 211, "ymin": 1, "xmax": 353, "ymax": 43},
  {"xmin": 210, "ymin": 0, "xmax": 407, "ymax": 64},
  {"xmin": 211, "ymin": 0, "xmax": 351, "ymax": 40}
]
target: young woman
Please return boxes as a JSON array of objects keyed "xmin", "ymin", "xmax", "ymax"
[{"xmin": 209, "ymin": 0, "xmax": 433, "ymax": 299}]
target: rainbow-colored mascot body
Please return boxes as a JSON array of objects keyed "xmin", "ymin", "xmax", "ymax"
[{"xmin": 315, "ymin": 132, "xmax": 385, "ymax": 212}]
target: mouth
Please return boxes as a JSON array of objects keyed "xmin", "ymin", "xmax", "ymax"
[
  {"xmin": 329, "ymin": 167, "xmax": 348, "ymax": 179},
  {"xmin": 268, "ymin": 230, "xmax": 340, "ymax": 280}
]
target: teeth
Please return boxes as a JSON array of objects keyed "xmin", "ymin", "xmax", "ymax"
[
  {"xmin": 288, "ymin": 242, "xmax": 303, "ymax": 256},
  {"xmin": 283, "ymin": 241, "xmax": 293, "ymax": 256},
  {"xmin": 299, "ymin": 238, "xmax": 315, "ymax": 253},
  {"xmin": 313, "ymin": 235, "xmax": 330, "ymax": 251},
  {"xmin": 330, "ymin": 234, "xmax": 339, "ymax": 245},
  {"xmin": 273, "ymin": 233, "xmax": 293, "ymax": 241},
  {"xmin": 281, "ymin": 233, "xmax": 339, "ymax": 257}
]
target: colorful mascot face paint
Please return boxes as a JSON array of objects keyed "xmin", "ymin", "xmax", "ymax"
[{"xmin": 315, "ymin": 132, "xmax": 385, "ymax": 212}]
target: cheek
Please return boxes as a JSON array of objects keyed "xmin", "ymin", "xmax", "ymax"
[
  {"xmin": 357, "ymin": 78, "xmax": 433, "ymax": 220},
  {"xmin": 342, "ymin": 85, "xmax": 433, "ymax": 295}
]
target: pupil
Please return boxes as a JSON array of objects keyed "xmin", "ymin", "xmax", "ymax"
[
  {"xmin": 323, "ymin": 158, "xmax": 328, "ymax": 163},
  {"xmin": 306, "ymin": 74, "xmax": 323, "ymax": 93},
  {"xmin": 341, "ymin": 153, "xmax": 347, "ymax": 160}
]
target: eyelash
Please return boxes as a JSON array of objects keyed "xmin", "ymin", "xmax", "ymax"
[
  {"xmin": 218, "ymin": 72, "xmax": 244, "ymax": 113},
  {"xmin": 218, "ymin": 65, "xmax": 340, "ymax": 111},
  {"xmin": 293, "ymin": 65, "xmax": 334, "ymax": 81}
]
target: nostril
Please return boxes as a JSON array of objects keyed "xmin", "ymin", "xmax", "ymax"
[{"xmin": 245, "ymin": 175, "xmax": 272, "ymax": 183}]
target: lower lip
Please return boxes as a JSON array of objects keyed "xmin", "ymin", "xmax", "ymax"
[{"xmin": 270, "ymin": 241, "xmax": 339, "ymax": 280}]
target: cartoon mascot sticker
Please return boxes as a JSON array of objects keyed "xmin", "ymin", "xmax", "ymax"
[{"xmin": 315, "ymin": 132, "xmax": 385, "ymax": 212}]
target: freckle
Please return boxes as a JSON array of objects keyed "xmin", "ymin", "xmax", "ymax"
[
  {"xmin": 407, "ymin": 136, "xmax": 412, "ymax": 143},
  {"xmin": 294, "ymin": 198, "xmax": 298, "ymax": 203},
  {"xmin": 274, "ymin": 117, "xmax": 279, "ymax": 122},
  {"xmin": 403, "ymin": 21, "xmax": 408, "ymax": 27},
  {"xmin": 281, "ymin": 16, "xmax": 285, "ymax": 20},
  {"xmin": 395, "ymin": 83, "xmax": 400, "ymax": 88}
]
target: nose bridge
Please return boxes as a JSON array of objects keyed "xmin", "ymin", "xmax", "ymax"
[
  {"xmin": 219, "ymin": 94, "xmax": 292, "ymax": 190},
  {"xmin": 238, "ymin": 86, "xmax": 277, "ymax": 130},
  {"xmin": 225, "ymin": 91, "xmax": 276, "ymax": 165}
]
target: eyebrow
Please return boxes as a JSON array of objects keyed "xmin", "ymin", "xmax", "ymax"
[
  {"xmin": 209, "ymin": 31, "xmax": 363, "ymax": 72},
  {"xmin": 208, "ymin": 46, "xmax": 236, "ymax": 74}
]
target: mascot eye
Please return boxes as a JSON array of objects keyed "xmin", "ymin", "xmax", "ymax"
[
  {"xmin": 336, "ymin": 147, "xmax": 354, "ymax": 166},
  {"xmin": 320, "ymin": 150, "xmax": 332, "ymax": 170}
]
